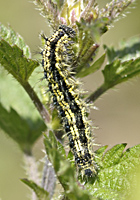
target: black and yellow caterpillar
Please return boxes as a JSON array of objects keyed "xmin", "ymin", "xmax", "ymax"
[{"xmin": 42, "ymin": 25, "xmax": 96, "ymax": 176}]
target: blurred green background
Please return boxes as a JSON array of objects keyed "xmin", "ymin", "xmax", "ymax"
[{"xmin": 0, "ymin": 0, "xmax": 140, "ymax": 199}]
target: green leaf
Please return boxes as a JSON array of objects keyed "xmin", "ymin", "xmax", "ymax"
[
  {"xmin": 95, "ymin": 145, "xmax": 108, "ymax": 166},
  {"xmin": 102, "ymin": 57, "xmax": 140, "ymax": 90},
  {"xmin": 21, "ymin": 179, "xmax": 49, "ymax": 200},
  {"xmin": 95, "ymin": 145, "xmax": 108, "ymax": 157},
  {"xmin": 0, "ymin": 39, "xmax": 39, "ymax": 84},
  {"xmin": 104, "ymin": 36, "xmax": 140, "ymax": 63},
  {"xmin": 87, "ymin": 36, "xmax": 140, "ymax": 102},
  {"xmin": 57, "ymin": 137, "xmax": 67, "ymax": 158},
  {"xmin": 77, "ymin": 54, "xmax": 106, "ymax": 78},
  {"xmin": 0, "ymin": 23, "xmax": 31, "ymax": 58},
  {"xmin": 44, "ymin": 131, "xmax": 93, "ymax": 200},
  {"xmin": 0, "ymin": 102, "xmax": 46, "ymax": 153},
  {"xmin": 101, "ymin": 36, "xmax": 140, "ymax": 91},
  {"xmin": 101, "ymin": 143, "xmax": 127, "ymax": 168},
  {"xmin": 44, "ymin": 131, "xmax": 72, "ymax": 179},
  {"xmin": 86, "ymin": 144, "xmax": 140, "ymax": 200}
]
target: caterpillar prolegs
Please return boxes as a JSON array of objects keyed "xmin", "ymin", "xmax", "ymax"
[{"xmin": 42, "ymin": 25, "xmax": 96, "ymax": 176}]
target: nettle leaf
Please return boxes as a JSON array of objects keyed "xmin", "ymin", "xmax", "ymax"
[
  {"xmin": 0, "ymin": 103, "xmax": 46, "ymax": 153},
  {"xmin": 0, "ymin": 39, "xmax": 39, "ymax": 84},
  {"xmin": 102, "ymin": 36, "xmax": 140, "ymax": 89},
  {"xmin": 0, "ymin": 24, "xmax": 39, "ymax": 84},
  {"xmin": 100, "ymin": 143, "xmax": 127, "ymax": 168},
  {"xmin": 94, "ymin": 145, "xmax": 108, "ymax": 167},
  {"xmin": 21, "ymin": 179, "xmax": 49, "ymax": 200},
  {"xmin": 44, "ymin": 131, "xmax": 93, "ymax": 200},
  {"xmin": 105, "ymin": 36, "xmax": 140, "ymax": 63},
  {"xmin": 86, "ymin": 144, "xmax": 140, "ymax": 200},
  {"xmin": 0, "ymin": 23, "xmax": 31, "ymax": 58},
  {"xmin": 87, "ymin": 36, "xmax": 140, "ymax": 102},
  {"xmin": 102, "ymin": 57, "xmax": 140, "ymax": 89}
]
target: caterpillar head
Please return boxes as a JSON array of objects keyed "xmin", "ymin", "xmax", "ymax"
[{"xmin": 59, "ymin": 25, "xmax": 76, "ymax": 38}]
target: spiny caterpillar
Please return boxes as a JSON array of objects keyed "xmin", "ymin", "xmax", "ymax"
[{"xmin": 42, "ymin": 25, "xmax": 96, "ymax": 176}]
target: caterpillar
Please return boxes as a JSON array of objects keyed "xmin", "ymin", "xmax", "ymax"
[{"xmin": 42, "ymin": 25, "xmax": 96, "ymax": 176}]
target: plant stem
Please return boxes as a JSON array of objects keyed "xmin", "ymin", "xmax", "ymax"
[
  {"xmin": 42, "ymin": 156, "xmax": 56, "ymax": 199},
  {"xmin": 86, "ymin": 83, "xmax": 108, "ymax": 102},
  {"xmin": 22, "ymin": 82, "xmax": 56, "ymax": 197},
  {"xmin": 23, "ymin": 153, "xmax": 40, "ymax": 200},
  {"xmin": 22, "ymin": 82, "xmax": 50, "ymax": 125}
]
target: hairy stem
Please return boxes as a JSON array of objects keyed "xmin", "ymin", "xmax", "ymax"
[
  {"xmin": 23, "ymin": 153, "xmax": 40, "ymax": 200},
  {"xmin": 86, "ymin": 83, "xmax": 108, "ymax": 102},
  {"xmin": 42, "ymin": 156, "xmax": 56, "ymax": 199},
  {"xmin": 22, "ymin": 82, "xmax": 50, "ymax": 124}
]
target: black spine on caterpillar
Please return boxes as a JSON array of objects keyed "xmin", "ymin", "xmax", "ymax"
[{"xmin": 42, "ymin": 25, "xmax": 96, "ymax": 177}]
